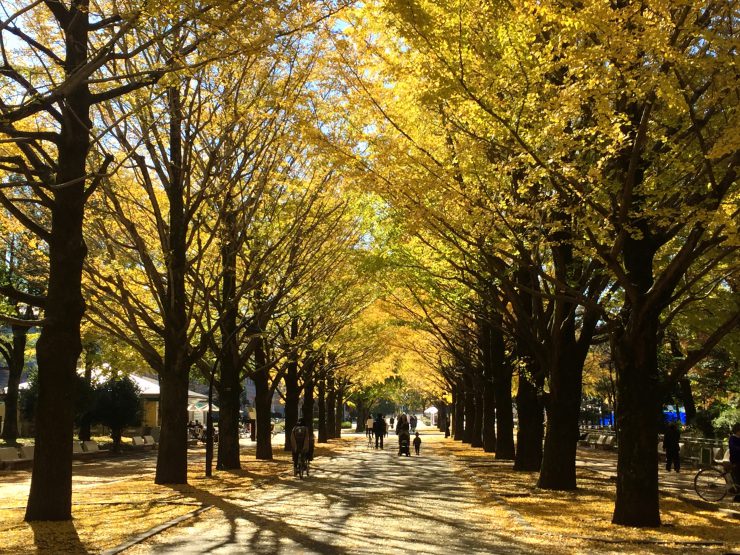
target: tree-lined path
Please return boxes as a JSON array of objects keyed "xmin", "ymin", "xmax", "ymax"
[{"xmin": 127, "ymin": 434, "xmax": 534, "ymax": 555}]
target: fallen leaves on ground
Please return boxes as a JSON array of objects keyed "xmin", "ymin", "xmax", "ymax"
[
  {"xmin": 429, "ymin": 437, "xmax": 740, "ymax": 554},
  {"xmin": 0, "ymin": 439, "xmax": 347, "ymax": 554}
]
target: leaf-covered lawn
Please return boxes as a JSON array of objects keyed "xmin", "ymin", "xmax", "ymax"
[
  {"xmin": 430, "ymin": 437, "xmax": 740, "ymax": 553},
  {"xmin": 0, "ymin": 440, "xmax": 344, "ymax": 554}
]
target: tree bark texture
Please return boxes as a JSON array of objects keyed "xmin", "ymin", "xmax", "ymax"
[
  {"xmin": 611, "ymin": 313, "xmax": 662, "ymax": 527},
  {"xmin": 334, "ymin": 387, "xmax": 343, "ymax": 438},
  {"xmin": 154, "ymin": 86, "xmax": 190, "ymax": 485},
  {"xmin": 514, "ymin": 360, "xmax": 544, "ymax": 471},
  {"xmin": 302, "ymin": 356, "xmax": 315, "ymax": 429},
  {"xmin": 26, "ymin": 2, "xmax": 91, "ymax": 521},
  {"xmin": 253, "ymin": 366, "xmax": 273, "ymax": 460}
]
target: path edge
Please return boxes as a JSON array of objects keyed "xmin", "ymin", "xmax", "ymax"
[{"xmin": 101, "ymin": 504, "xmax": 213, "ymax": 555}]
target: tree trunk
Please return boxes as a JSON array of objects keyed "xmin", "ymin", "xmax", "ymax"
[
  {"xmin": 154, "ymin": 85, "xmax": 190, "ymax": 486},
  {"xmin": 283, "ymin": 320, "xmax": 300, "ymax": 451},
  {"xmin": 1, "ymin": 323, "xmax": 28, "ymax": 444},
  {"xmin": 253, "ymin": 368, "xmax": 273, "ymax": 460},
  {"xmin": 537, "ymin": 355, "xmax": 582, "ymax": 490},
  {"xmin": 611, "ymin": 314, "xmax": 662, "ymax": 527},
  {"xmin": 25, "ymin": 4, "xmax": 91, "ymax": 521},
  {"xmin": 678, "ymin": 378, "xmax": 696, "ymax": 425},
  {"xmin": 317, "ymin": 374, "xmax": 327, "ymax": 443},
  {"xmin": 514, "ymin": 361, "xmax": 544, "ymax": 471},
  {"xmin": 493, "ymin": 359, "xmax": 515, "ymax": 460},
  {"xmin": 216, "ymin": 209, "xmax": 242, "ymax": 470},
  {"xmin": 155, "ymin": 369, "xmax": 189, "ymax": 483},
  {"xmin": 302, "ymin": 356, "xmax": 315, "ymax": 430},
  {"xmin": 326, "ymin": 372, "xmax": 336, "ymax": 440},
  {"xmin": 453, "ymin": 381, "xmax": 465, "ymax": 441},
  {"xmin": 78, "ymin": 344, "xmax": 95, "ymax": 443},
  {"xmin": 355, "ymin": 398, "xmax": 366, "ymax": 433},
  {"xmin": 216, "ymin": 370, "xmax": 242, "ymax": 470},
  {"xmin": 463, "ymin": 373, "xmax": 475, "ymax": 444},
  {"xmin": 471, "ymin": 383, "xmax": 484, "ymax": 448},
  {"xmin": 334, "ymin": 387, "xmax": 343, "ymax": 438}
]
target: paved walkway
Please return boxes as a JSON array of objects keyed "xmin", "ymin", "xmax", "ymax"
[{"xmin": 126, "ymin": 436, "xmax": 537, "ymax": 554}]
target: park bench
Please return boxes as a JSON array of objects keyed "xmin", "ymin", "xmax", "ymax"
[
  {"xmin": 0, "ymin": 446, "xmax": 20, "ymax": 469},
  {"xmin": 578, "ymin": 433, "xmax": 595, "ymax": 447},
  {"xmin": 143, "ymin": 435, "xmax": 158, "ymax": 448},
  {"xmin": 600, "ymin": 436, "xmax": 616, "ymax": 450},
  {"xmin": 0, "ymin": 445, "xmax": 33, "ymax": 470},
  {"xmin": 131, "ymin": 436, "xmax": 155, "ymax": 450},
  {"xmin": 587, "ymin": 434, "xmax": 603, "ymax": 448}
]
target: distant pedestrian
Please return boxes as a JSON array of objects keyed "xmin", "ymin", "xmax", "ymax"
[
  {"xmin": 365, "ymin": 416, "xmax": 374, "ymax": 439},
  {"xmin": 373, "ymin": 414, "xmax": 387, "ymax": 449},
  {"xmin": 413, "ymin": 432, "xmax": 421, "ymax": 455},
  {"xmin": 410, "ymin": 415, "xmax": 417, "ymax": 432},
  {"xmin": 390, "ymin": 416, "xmax": 395, "ymax": 429},
  {"xmin": 663, "ymin": 422, "xmax": 681, "ymax": 473}
]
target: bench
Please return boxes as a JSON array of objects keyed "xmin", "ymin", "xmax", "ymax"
[
  {"xmin": 131, "ymin": 436, "xmax": 146, "ymax": 447},
  {"xmin": 0, "ymin": 445, "xmax": 33, "ymax": 470},
  {"xmin": 143, "ymin": 435, "xmax": 157, "ymax": 448}
]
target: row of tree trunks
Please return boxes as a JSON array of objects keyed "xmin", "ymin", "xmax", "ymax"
[
  {"xmin": 453, "ymin": 382, "xmax": 464, "ymax": 441},
  {"xmin": 317, "ymin": 374, "xmax": 327, "ymax": 443},
  {"xmin": 326, "ymin": 371, "xmax": 336, "ymax": 440}
]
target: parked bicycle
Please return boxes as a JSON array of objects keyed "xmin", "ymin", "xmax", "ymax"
[{"xmin": 694, "ymin": 463, "xmax": 737, "ymax": 502}]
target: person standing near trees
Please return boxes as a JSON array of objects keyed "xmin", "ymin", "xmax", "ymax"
[
  {"xmin": 663, "ymin": 422, "xmax": 681, "ymax": 473},
  {"xmin": 365, "ymin": 415, "xmax": 374, "ymax": 440},
  {"xmin": 373, "ymin": 414, "xmax": 387, "ymax": 449}
]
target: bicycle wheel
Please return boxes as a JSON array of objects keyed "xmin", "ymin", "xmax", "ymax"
[{"xmin": 694, "ymin": 468, "xmax": 728, "ymax": 502}]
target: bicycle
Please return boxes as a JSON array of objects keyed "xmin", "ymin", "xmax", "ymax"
[
  {"xmin": 296, "ymin": 451, "xmax": 310, "ymax": 479},
  {"xmin": 694, "ymin": 463, "xmax": 737, "ymax": 502}
]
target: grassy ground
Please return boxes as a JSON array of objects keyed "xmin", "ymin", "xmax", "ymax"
[
  {"xmin": 0, "ymin": 439, "xmax": 346, "ymax": 554},
  {"xmin": 428, "ymin": 436, "xmax": 740, "ymax": 552}
]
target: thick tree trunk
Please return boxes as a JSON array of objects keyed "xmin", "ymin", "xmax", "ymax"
[
  {"xmin": 611, "ymin": 315, "xmax": 662, "ymax": 527},
  {"xmin": 25, "ymin": 4, "xmax": 91, "ymax": 521},
  {"xmin": 453, "ymin": 381, "xmax": 465, "ymax": 441},
  {"xmin": 154, "ymin": 86, "xmax": 190, "ymax": 486},
  {"xmin": 538, "ymin": 354, "xmax": 582, "ymax": 490},
  {"xmin": 216, "ymin": 209, "xmax": 242, "ymax": 470},
  {"xmin": 514, "ymin": 361, "xmax": 544, "ymax": 471},
  {"xmin": 216, "ymin": 370, "xmax": 242, "ymax": 469},
  {"xmin": 326, "ymin": 372, "xmax": 336, "ymax": 440},
  {"xmin": 253, "ymin": 368, "xmax": 273, "ymax": 460},
  {"xmin": 155, "ymin": 368, "xmax": 189, "ymax": 483},
  {"xmin": 317, "ymin": 374, "xmax": 327, "ymax": 443},
  {"xmin": 1, "ymin": 324, "xmax": 28, "ymax": 444}
]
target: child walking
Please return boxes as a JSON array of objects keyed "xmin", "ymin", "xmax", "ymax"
[{"xmin": 413, "ymin": 432, "xmax": 422, "ymax": 455}]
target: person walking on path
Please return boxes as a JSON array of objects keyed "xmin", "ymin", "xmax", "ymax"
[
  {"xmin": 413, "ymin": 432, "xmax": 421, "ymax": 455},
  {"xmin": 373, "ymin": 414, "xmax": 387, "ymax": 449},
  {"xmin": 730, "ymin": 423, "xmax": 740, "ymax": 502},
  {"xmin": 389, "ymin": 416, "xmax": 395, "ymax": 430},
  {"xmin": 365, "ymin": 416, "xmax": 374, "ymax": 439},
  {"xmin": 663, "ymin": 422, "xmax": 681, "ymax": 473},
  {"xmin": 290, "ymin": 418, "xmax": 312, "ymax": 476}
]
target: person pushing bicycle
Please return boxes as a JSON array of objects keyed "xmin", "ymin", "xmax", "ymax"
[{"xmin": 290, "ymin": 418, "xmax": 313, "ymax": 476}]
